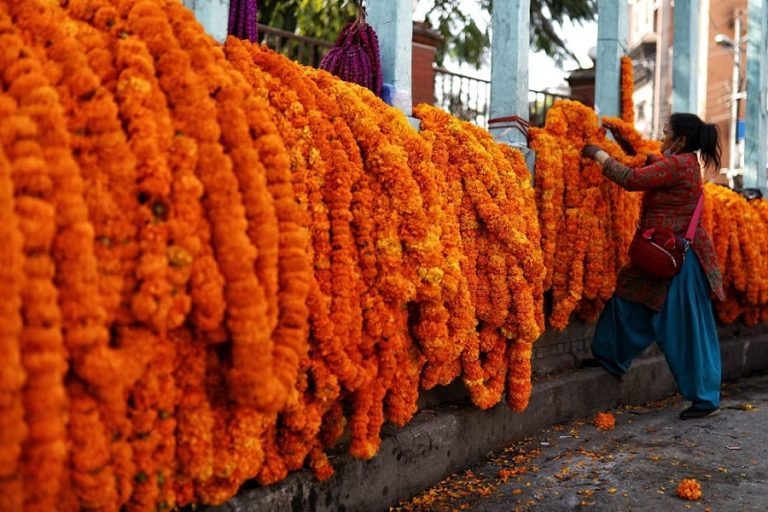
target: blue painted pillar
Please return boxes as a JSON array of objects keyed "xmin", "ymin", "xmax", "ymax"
[
  {"xmin": 182, "ymin": 0, "xmax": 230, "ymax": 43},
  {"xmin": 595, "ymin": 0, "xmax": 628, "ymax": 118},
  {"xmin": 489, "ymin": 0, "xmax": 534, "ymax": 173},
  {"xmin": 368, "ymin": 0, "xmax": 414, "ymax": 117},
  {"xmin": 489, "ymin": 0, "xmax": 530, "ymax": 148},
  {"xmin": 671, "ymin": 0, "xmax": 700, "ymax": 113},
  {"xmin": 744, "ymin": 0, "xmax": 768, "ymax": 194}
]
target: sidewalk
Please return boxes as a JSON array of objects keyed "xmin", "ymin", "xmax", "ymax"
[{"xmin": 393, "ymin": 372, "xmax": 768, "ymax": 511}]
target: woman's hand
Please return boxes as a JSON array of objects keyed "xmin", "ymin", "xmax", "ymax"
[
  {"xmin": 607, "ymin": 127, "xmax": 637, "ymax": 156},
  {"xmin": 582, "ymin": 144, "xmax": 603, "ymax": 160}
]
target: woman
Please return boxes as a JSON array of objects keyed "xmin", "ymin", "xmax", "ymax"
[{"xmin": 582, "ymin": 113, "xmax": 725, "ymax": 420}]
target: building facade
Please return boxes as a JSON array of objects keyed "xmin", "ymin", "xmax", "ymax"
[{"xmin": 627, "ymin": 0, "xmax": 747, "ymax": 176}]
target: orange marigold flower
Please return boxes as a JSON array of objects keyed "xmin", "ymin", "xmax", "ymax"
[
  {"xmin": 594, "ymin": 411, "xmax": 616, "ymax": 430},
  {"xmin": 677, "ymin": 478, "xmax": 702, "ymax": 500}
]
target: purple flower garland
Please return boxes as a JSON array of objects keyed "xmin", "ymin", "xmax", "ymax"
[{"xmin": 228, "ymin": 0, "xmax": 258, "ymax": 43}]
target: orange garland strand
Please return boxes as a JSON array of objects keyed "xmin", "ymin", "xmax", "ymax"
[
  {"xmin": 0, "ymin": 131, "xmax": 27, "ymax": 512},
  {"xmin": 620, "ymin": 56, "xmax": 635, "ymax": 125}
]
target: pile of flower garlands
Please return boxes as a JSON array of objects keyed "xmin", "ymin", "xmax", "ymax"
[
  {"xmin": 0, "ymin": 0, "xmax": 543, "ymax": 509},
  {"xmin": 704, "ymin": 184, "xmax": 768, "ymax": 325}
]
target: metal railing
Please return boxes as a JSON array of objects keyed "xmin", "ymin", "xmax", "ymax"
[
  {"xmin": 257, "ymin": 24, "xmax": 333, "ymax": 68},
  {"xmin": 528, "ymin": 89, "xmax": 579, "ymax": 128},
  {"xmin": 434, "ymin": 67, "xmax": 582, "ymax": 129},
  {"xmin": 433, "ymin": 66, "xmax": 493, "ymax": 127}
]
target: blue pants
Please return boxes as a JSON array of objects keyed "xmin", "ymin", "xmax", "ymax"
[{"xmin": 591, "ymin": 253, "xmax": 721, "ymax": 409}]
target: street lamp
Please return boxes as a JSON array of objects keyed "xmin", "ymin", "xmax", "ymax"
[
  {"xmin": 714, "ymin": 34, "xmax": 735, "ymax": 47},
  {"xmin": 715, "ymin": 9, "xmax": 744, "ymax": 185}
]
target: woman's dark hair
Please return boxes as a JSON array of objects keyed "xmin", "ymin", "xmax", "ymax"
[{"xmin": 670, "ymin": 113, "xmax": 722, "ymax": 170}]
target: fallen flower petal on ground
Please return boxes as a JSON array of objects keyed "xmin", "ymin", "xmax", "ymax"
[
  {"xmin": 594, "ymin": 412, "xmax": 616, "ymax": 430},
  {"xmin": 677, "ymin": 479, "xmax": 702, "ymax": 500}
]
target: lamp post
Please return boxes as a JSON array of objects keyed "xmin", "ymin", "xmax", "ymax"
[{"xmin": 715, "ymin": 9, "xmax": 744, "ymax": 183}]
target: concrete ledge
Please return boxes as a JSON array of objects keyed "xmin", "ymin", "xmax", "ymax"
[{"xmin": 205, "ymin": 326, "xmax": 768, "ymax": 512}]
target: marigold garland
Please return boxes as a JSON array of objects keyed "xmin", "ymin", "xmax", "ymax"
[
  {"xmin": 528, "ymin": 128, "xmax": 563, "ymax": 291},
  {"xmin": 705, "ymin": 183, "xmax": 768, "ymax": 325},
  {"xmin": 0, "ymin": 136, "xmax": 27, "ymax": 512},
  {"xmin": 236, "ymin": 53, "xmax": 333, "ymax": 484},
  {"xmin": 0, "ymin": 30, "xmax": 79, "ymax": 511},
  {"xmin": 620, "ymin": 56, "xmax": 634, "ymax": 125}
]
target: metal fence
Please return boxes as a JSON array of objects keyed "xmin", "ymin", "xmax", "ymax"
[
  {"xmin": 434, "ymin": 67, "xmax": 581, "ymax": 128},
  {"xmin": 433, "ymin": 66, "xmax": 493, "ymax": 127},
  {"xmin": 257, "ymin": 24, "xmax": 333, "ymax": 68}
]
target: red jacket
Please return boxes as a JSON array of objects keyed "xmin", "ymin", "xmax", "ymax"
[{"xmin": 603, "ymin": 152, "xmax": 725, "ymax": 310}]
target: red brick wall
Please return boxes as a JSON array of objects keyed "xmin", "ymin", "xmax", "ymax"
[
  {"xmin": 412, "ymin": 42, "xmax": 436, "ymax": 107},
  {"xmin": 411, "ymin": 22, "xmax": 442, "ymax": 109},
  {"xmin": 705, "ymin": 0, "xmax": 748, "ymax": 170}
]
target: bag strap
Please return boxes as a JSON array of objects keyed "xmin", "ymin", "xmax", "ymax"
[{"xmin": 684, "ymin": 190, "xmax": 704, "ymax": 242}]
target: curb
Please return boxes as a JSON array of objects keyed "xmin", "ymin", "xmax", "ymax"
[{"xmin": 206, "ymin": 328, "xmax": 768, "ymax": 512}]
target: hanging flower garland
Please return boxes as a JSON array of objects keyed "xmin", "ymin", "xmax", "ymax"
[
  {"xmin": 307, "ymin": 69, "xmax": 411, "ymax": 459},
  {"xmin": 267, "ymin": 62, "xmax": 367, "ymax": 392},
  {"xmin": 463, "ymin": 126, "xmax": 543, "ymax": 410},
  {"xmin": 236, "ymin": 55, "xmax": 329, "ymax": 485},
  {"xmin": 471, "ymin": 127, "xmax": 545, "ymax": 335},
  {"xmin": 57, "ymin": 4, "xmax": 197, "ymax": 509},
  {"xmin": 528, "ymin": 128, "xmax": 563, "ymax": 291},
  {"xmin": 0, "ymin": 33, "xmax": 72, "ymax": 512},
  {"xmin": 620, "ymin": 56, "xmax": 635, "ymax": 125},
  {"xmin": 232, "ymin": 41, "xmax": 352, "ymax": 474},
  {"xmin": 166, "ymin": 29, "xmax": 298, "ymax": 500},
  {"xmin": 704, "ymin": 183, "xmax": 768, "ymax": 325},
  {"xmin": 358, "ymin": 86, "xmax": 455, "ymax": 413},
  {"xmin": 410, "ymin": 124, "xmax": 475, "ymax": 404},
  {"xmin": 66, "ymin": 5, "xmax": 188, "ymax": 506},
  {"xmin": 0, "ymin": 135, "xmax": 26, "ymax": 512}
]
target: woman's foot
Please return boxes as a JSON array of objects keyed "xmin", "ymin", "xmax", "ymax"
[{"xmin": 679, "ymin": 405, "xmax": 720, "ymax": 420}]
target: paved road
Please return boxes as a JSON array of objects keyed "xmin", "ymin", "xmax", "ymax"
[{"xmin": 393, "ymin": 372, "xmax": 768, "ymax": 511}]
